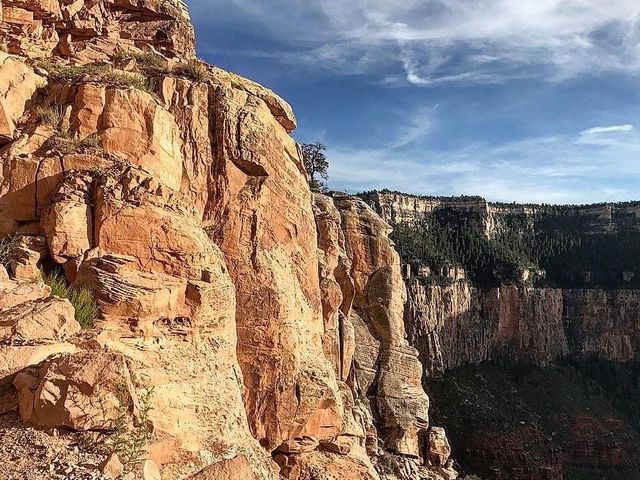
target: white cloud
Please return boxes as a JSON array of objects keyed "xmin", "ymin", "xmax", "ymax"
[
  {"xmin": 327, "ymin": 119, "xmax": 640, "ymax": 203},
  {"xmin": 193, "ymin": 0, "xmax": 640, "ymax": 86},
  {"xmin": 580, "ymin": 124, "xmax": 634, "ymax": 136}
]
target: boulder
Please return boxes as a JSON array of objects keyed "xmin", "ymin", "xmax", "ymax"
[
  {"xmin": 0, "ymin": 53, "xmax": 45, "ymax": 143},
  {"xmin": 0, "ymin": 296, "xmax": 79, "ymax": 343},
  {"xmin": 100, "ymin": 453, "xmax": 124, "ymax": 479},
  {"xmin": 189, "ymin": 455, "xmax": 258, "ymax": 480},
  {"xmin": 427, "ymin": 427, "xmax": 452, "ymax": 467},
  {"xmin": 8, "ymin": 235, "xmax": 47, "ymax": 281},
  {"xmin": 43, "ymin": 174, "xmax": 93, "ymax": 266},
  {"xmin": 0, "ymin": 276, "xmax": 50, "ymax": 311},
  {"xmin": 0, "ymin": 342, "xmax": 77, "ymax": 380},
  {"xmin": 14, "ymin": 351, "xmax": 137, "ymax": 430}
]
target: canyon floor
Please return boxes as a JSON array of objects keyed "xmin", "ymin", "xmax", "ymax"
[{"xmin": 428, "ymin": 362, "xmax": 640, "ymax": 480}]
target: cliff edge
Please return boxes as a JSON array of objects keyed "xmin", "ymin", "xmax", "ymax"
[{"xmin": 0, "ymin": 2, "xmax": 454, "ymax": 479}]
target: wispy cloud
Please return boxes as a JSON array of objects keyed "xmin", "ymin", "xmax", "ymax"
[
  {"xmin": 580, "ymin": 124, "xmax": 634, "ymax": 136},
  {"xmin": 193, "ymin": 0, "xmax": 640, "ymax": 86},
  {"xmin": 328, "ymin": 118, "xmax": 640, "ymax": 203}
]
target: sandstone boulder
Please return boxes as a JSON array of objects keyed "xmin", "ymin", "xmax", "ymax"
[
  {"xmin": 189, "ymin": 455, "xmax": 258, "ymax": 480},
  {"xmin": 100, "ymin": 453, "xmax": 124, "ymax": 480},
  {"xmin": 0, "ymin": 296, "xmax": 79, "ymax": 343},
  {"xmin": 0, "ymin": 342, "xmax": 77, "ymax": 380},
  {"xmin": 14, "ymin": 351, "xmax": 137, "ymax": 430},
  {"xmin": 427, "ymin": 427, "xmax": 452, "ymax": 467},
  {"xmin": 8, "ymin": 235, "xmax": 47, "ymax": 280},
  {"xmin": 0, "ymin": 52, "xmax": 45, "ymax": 143},
  {"xmin": 0, "ymin": 275, "xmax": 50, "ymax": 311}
]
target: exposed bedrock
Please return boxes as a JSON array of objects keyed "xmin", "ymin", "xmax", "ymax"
[{"xmin": 405, "ymin": 280, "xmax": 640, "ymax": 378}]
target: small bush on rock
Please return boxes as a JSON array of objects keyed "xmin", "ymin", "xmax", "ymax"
[
  {"xmin": 110, "ymin": 385, "xmax": 155, "ymax": 466},
  {"xmin": 0, "ymin": 235, "xmax": 17, "ymax": 269},
  {"xmin": 38, "ymin": 61, "xmax": 154, "ymax": 94},
  {"xmin": 43, "ymin": 272, "xmax": 98, "ymax": 328},
  {"xmin": 35, "ymin": 103, "xmax": 64, "ymax": 128},
  {"xmin": 173, "ymin": 59, "xmax": 207, "ymax": 81},
  {"xmin": 45, "ymin": 132, "xmax": 101, "ymax": 155},
  {"xmin": 113, "ymin": 51, "xmax": 168, "ymax": 73}
]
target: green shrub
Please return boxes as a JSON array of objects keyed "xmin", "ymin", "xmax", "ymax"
[
  {"xmin": 35, "ymin": 103, "xmax": 64, "ymax": 128},
  {"xmin": 0, "ymin": 235, "xmax": 17, "ymax": 269},
  {"xmin": 43, "ymin": 272, "xmax": 98, "ymax": 328},
  {"xmin": 45, "ymin": 133, "xmax": 101, "ymax": 154},
  {"xmin": 113, "ymin": 51, "xmax": 168, "ymax": 73},
  {"xmin": 41, "ymin": 62, "xmax": 108, "ymax": 82},
  {"xmin": 173, "ymin": 59, "xmax": 207, "ymax": 81},
  {"xmin": 110, "ymin": 385, "xmax": 154, "ymax": 466},
  {"xmin": 38, "ymin": 61, "xmax": 154, "ymax": 94},
  {"xmin": 101, "ymin": 70, "xmax": 150, "ymax": 91}
]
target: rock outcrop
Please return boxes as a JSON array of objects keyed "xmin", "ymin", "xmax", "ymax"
[
  {"xmin": 0, "ymin": 2, "xmax": 452, "ymax": 479},
  {"xmin": 405, "ymin": 280, "xmax": 640, "ymax": 377},
  {"xmin": 367, "ymin": 190, "xmax": 640, "ymax": 238},
  {"xmin": 313, "ymin": 193, "xmax": 456, "ymax": 478}
]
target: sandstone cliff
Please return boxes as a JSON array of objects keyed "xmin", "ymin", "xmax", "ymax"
[
  {"xmin": 406, "ymin": 280, "xmax": 640, "ymax": 377},
  {"xmin": 367, "ymin": 190, "xmax": 640, "ymax": 238},
  {"xmin": 0, "ymin": 1, "xmax": 454, "ymax": 479}
]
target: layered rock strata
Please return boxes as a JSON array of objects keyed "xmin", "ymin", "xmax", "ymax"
[
  {"xmin": 0, "ymin": 1, "xmax": 453, "ymax": 479},
  {"xmin": 368, "ymin": 191, "xmax": 640, "ymax": 238},
  {"xmin": 406, "ymin": 280, "xmax": 640, "ymax": 377}
]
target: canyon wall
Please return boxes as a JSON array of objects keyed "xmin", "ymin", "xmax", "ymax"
[
  {"xmin": 0, "ymin": 1, "xmax": 455, "ymax": 479},
  {"xmin": 405, "ymin": 280, "xmax": 640, "ymax": 377},
  {"xmin": 368, "ymin": 190, "xmax": 640, "ymax": 238}
]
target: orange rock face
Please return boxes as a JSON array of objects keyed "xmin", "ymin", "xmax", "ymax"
[
  {"xmin": 0, "ymin": 2, "xmax": 453, "ymax": 479},
  {"xmin": 207, "ymin": 84, "xmax": 344, "ymax": 452},
  {"xmin": 331, "ymin": 194, "xmax": 430, "ymax": 458}
]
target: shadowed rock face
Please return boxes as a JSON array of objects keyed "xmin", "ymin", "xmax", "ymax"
[
  {"xmin": 405, "ymin": 281, "xmax": 640, "ymax": 377},
  {"xmin": 0, "ymin": 2, "xmax": 453, "ymax": 479},
  {"xmin": 403, "ymin": 263, "xmax": 640, "ymax": 480}
]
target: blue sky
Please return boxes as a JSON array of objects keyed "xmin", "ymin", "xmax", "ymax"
[{"xmin": 187, "ymin": 0, "xmax": 640, "ymax": 203}]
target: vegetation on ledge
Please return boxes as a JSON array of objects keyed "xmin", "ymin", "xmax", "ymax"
[{"xmin": 387, "ymin": 206, "xmax": 640, "ymax": 289}]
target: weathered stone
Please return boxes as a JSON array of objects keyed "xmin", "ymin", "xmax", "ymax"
[
  {"xmin": 100, "ymin": 453, "xmax": 124, "ymax": 480},
  {"xmin": 208, "ymin": 83, "xmax": 343, "ymax": 451},
  {"xmin": 142, "ymin": 459, "xmax": 161, "ymax": 480},
  {"xmin": 0, "ymin": 342, "xmax": 77, "ymax": 380},
  {"xmin": 14, "ymin": 351, "xmax": 136, "ymax": 430},
  {"xmin": 0, "ymin": 296, "xmax": 79, "ymax": 343},
  {"xmin": 189, "ymin": 455, "xmax": 258, "ymax": 480},
  {"xmin": 275, "ymin": 437, "xmax": 320, "ymax": 454},
  {"xmin": 0, "ymin": 53, "xmax": 45, "ymax": 143},
  {"xmin": 0, "ymin": 275, "xmax": 50, "ymax": 311},
  {"xmin": 333, "ymin": 194, "xmax": 430, "ymax": 458},
  {"xmin": 43, "ymin": 174, "xmax": 93, "ymax": 266},
  {"xmin": 8, "ymin": 235, "xmax": 47, "ymax": 281},
  {"xmin": 427, "ymin": 427, "xmax": 451, "ymax": 467}
]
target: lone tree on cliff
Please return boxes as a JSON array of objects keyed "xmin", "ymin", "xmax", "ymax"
[{"xmin": 301, "ymin": 142, "xmax": 329, "ymax": 191}]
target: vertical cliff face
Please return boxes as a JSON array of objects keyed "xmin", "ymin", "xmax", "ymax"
[
  {"xmin": 370, "ymin": 190, "xmax": 640, "ymax": 239},
  {"xmin": 0, "ymin": 2, "xmax": 454, "ymax": 479},
  {"xmin": 406, "ymin": 281, "xmax": 640, "ymax": 377},
  {"xmin": 312, "ymin": 193, "xmax": 457, "ymax": 480},
  {"xmin": 405, "ymin": 281, "xmax": 640, "ymax": 480}
]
